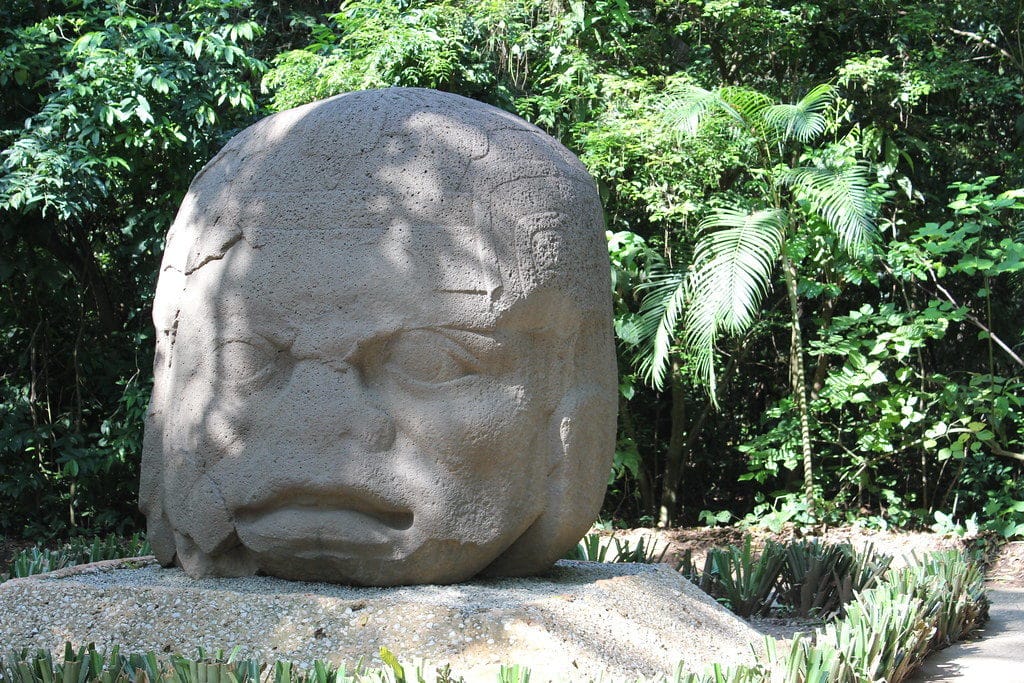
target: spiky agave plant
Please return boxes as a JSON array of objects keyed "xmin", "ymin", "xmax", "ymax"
[{"xmin": 635, "ymin": 82, "xmax": 882, "ymax": 520}]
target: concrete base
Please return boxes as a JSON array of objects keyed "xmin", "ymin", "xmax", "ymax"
[{"xmin": 0, "ymin": 559, "xmax": 765, "ymax": 682}]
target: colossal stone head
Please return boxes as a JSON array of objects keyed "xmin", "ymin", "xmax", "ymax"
[{"xmin": 139, "ymin": 88, "xmax": 616, "ymax": 585}]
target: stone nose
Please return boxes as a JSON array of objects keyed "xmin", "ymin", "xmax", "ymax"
[{"xmin": 289, "ymin": 359, "xmax": 396, "ymax": 453}]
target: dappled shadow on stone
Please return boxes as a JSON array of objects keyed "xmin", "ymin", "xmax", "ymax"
[{"xmin": 140, "ymin": 88, "xmax": 617, "ymax": 587}]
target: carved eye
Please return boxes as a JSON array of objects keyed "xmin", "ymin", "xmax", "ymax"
[
  {"xmin": 382, "ymin": 329, "xmax": 484, "ymax": 387},
  {"xmin": 216, "ymin": 339, "xmax": 278, "ymax": 387}
]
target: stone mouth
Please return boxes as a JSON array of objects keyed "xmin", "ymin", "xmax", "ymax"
[{"xmin": 235, "ymin": 486, "xmax": 414, "ymax": 532}]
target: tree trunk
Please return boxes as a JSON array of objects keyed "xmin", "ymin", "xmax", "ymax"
[
  {"xmin": 658, "ymin": 358, "xmax": 687, "ymax": 527},
  {"xmin": 18, "ymin": 218, "xmax": 124, "ymax": 334},
  {"xmin": 810, "ymin": 294, "xmax": 837, "ymax": 399},
  {"xmin": 657, "ymin": 343, "xmax": 750, "ymax": 526},
  {"xmin": 618, "ymin": 393, "xmax": 655, "ymax": 515},
  {"xmin": 782, "ymin": 255, "xmax": 815, "ymax": 520}
]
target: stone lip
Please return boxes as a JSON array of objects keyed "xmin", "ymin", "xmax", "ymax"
[{"xmin": 1, "ymin": 559, "xmax": 766, "ymax": 682}]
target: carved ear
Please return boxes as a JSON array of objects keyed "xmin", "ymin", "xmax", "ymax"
[
  {"xmin": 483, "ymin": 385, "xmax": 615, "ymax": 576},
  {"xmin": 548, "ymin": 388, "xmax": 617, "ymax": 536}
]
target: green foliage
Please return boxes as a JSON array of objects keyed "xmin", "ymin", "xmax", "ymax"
[
  {"xmin": 885, "ymin": 550, "xmax": 989, "ymax": 649},
  {"xmin": 638, "ymin": 81, "xmax": 881, "ymax": 393},
  {"xmin": 263, "ymin": 1, "xmax": 495, "ymax": 110},
  {"xmin": 777, "ymin": 540, "xmax": 891, "ymax": 618},
  {"xmin": 567, "ymin": 532, "xmax": 668, "ymax": 564},
  {"xmin": 0, "ymin": 0, "xmax": 269, "ymax": 537},
  {"xmin": 681, "ymin": 536, "xmax": 892, "ymax": 621},
  {"xmin": 1, "ymin": 642, "xmax": 444, "ymax": 683},
  {"xmin": 813, "ymin": 584, "xmax": 934, "ymax": 683},
  {"xmin": 262, "ymin": 0, "xmax": 641, "ymax": 140},
  {"xmin": 693, "ymin": 537, "xmax": 786, "ymax": 619},
  {"xmin": 794, "ymin": 551, "xmax": 985, "ymax": 683},
  {"xmin": 4, "ymin": 533, "xmax": 150, "ymax": 581},
  {"xmin": 675, "ymin": 543, "xmax": 986, "ymax": 682},
  {"xmin": 740, "ymin": 494, "xmax": 817, "ymax": 534},
  {"xmin": 681, "ymin": 208, "xmax": 788, "ymax": 394},
  {"xmin": 739, "ymin": 179, "xmax": 1024, "ymax": 534},
  {"xmin": 766, "ymin": 549, "xmax": 985, "ymax": 683},
  {"xmin": 496, "ymin": 664, "xmax": 530, "ymax": 683},
  {"xmin": 628, "ymin": 80, "xmax": 883, "ymax": 521},
  {"xmin": 0, "ymin": 2, "xmax": 264, "ymax": 220},
  {"xmin": 698, "ymin": 510, "xmax": 733, "ymax": 527},
  {"xmin": 599, "ymin": 0, "xmax": 1023, "ymax": 528},
  {"xmin": 673, "ymin": 662, "xmax": 767, "ymax": 683}
]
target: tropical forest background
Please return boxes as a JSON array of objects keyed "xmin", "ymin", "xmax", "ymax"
[{"xmin": 1, "ymin": 0, "xmax": 1021, "ymax": 543}]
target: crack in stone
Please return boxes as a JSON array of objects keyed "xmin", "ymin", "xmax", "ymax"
[
  {"xmin": 184, "ymin": 231, "xmax": 245, "ymax": 275},
  {"xmin": 165, "ymin": 309, "xmax": 180, "ymax": 363}
]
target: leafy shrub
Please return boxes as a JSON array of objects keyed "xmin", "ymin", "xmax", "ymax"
[
  {"xmin": 1, "ymin": 644, "xmax": 461, "ymax": 683},
  {"xmin": 568, "ymin": 532, "xmax": 616, "ymax": 562},
  {"xmin": 5, "ymin": 534, "xmax": 150, "ymax": 580},
  {"xmin": 762, "ymin": 549, "xmax": 988, "ymax": 683},
  {"xmin": 673, "ymin": 662, "xmax": 767, "ymax": 683},
  {"xmin": 815, "ymin": 584, "xmax": 934, "ymax": 683},
  {"xmin": 680, "ymin": 536, "xmax": 891, "ymax": 620},
  {"xmin": 778, "ymin": 540, "xmax": 891, "ymax": 618},
  {"xmin": 568, "ymin": 532, "xmax": 668, "ymax": 564},
  {"xmin": 694, "ymin": 537, "xmax": 786, "ymax": 619},
  {"xmin": 885, "ymin": 551, "xmax": 989, "ymax": 649},
  {"xmin": 675, "ymin": 538, "xmax": 987, "ymax": 682}
]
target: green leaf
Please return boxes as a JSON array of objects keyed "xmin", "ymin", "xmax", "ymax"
[
  {"xmin": 659, "ymin": 83, "xmax": 770, "ymax": 137},
  {"xmin": 682, "ymin": 208, "xmax": 787, "ymax": 392},
  {"xmin": 762, "ymin": 83, "xmax": 834, "ymax": 142},
  {"xmin": 782, "ymin": 164, "xmax": 879, "ymax": 254},
  {"xmin": 378, "ymin": 648, "xmax": 405, "ymax": 683},
  {"xmin": 633, "ymin": 267, "xmax": 687, "ymax": 390}
]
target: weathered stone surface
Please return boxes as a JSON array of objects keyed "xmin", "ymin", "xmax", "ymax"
[
  {"xmin": 140, "ymin": 88, "xmax": 617, "ymax": 585},
  {"xmin": 0, "ymin": 559, "xmax": 766, "ymax": 681}
]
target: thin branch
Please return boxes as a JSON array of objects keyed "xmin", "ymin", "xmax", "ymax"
[
  {"xmin": 986, "ymin": 442, "xmax": 1024, "ymax": 463},
  {"xmin": 950, "ymin": 27, "xmax": 1024, "ymax": 74},
  {"xmin": 927, "ymin": 268, "xmax": 1024, "ymax": 369},
  {"xmin": 883, "ymin": 258, "xmax": 1024, "ymax": 370}
]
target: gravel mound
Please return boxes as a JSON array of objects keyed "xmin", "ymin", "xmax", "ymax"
[{"xmin": 0, "ymin": 558, "xmax": 766, "ymax": 681}]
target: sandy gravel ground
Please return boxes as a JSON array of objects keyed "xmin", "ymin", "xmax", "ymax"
[{"xmin": 0, "ymin": 559, "xmax": 767, "ymax": 682}]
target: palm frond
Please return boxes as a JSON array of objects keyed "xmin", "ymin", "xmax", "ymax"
[
  {"xmin": 762, "ymin": 83, "xmax": 835, "ymax": 142},
  {"xmin": 718, "ymin": 86, "xmax": 773, "ymax": 126},
  {"xmin": 633, "ymin": 268, "xmax": 687, "ymax": 390},
  {"xmin": 782, "ymin": 163, "xmax": 879, "ymax": 253},
  {"xmin": 660, "ymin": 83, "xmax": 746, "ymax": 136},
  {"xmin": 683, "ymin": 208, "xmax": 788, "ymax": 391}
]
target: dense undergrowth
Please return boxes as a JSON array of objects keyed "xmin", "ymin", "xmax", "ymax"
[{"xmin": 1, "ymin": 534, "xmax": 989, "ymax": 683}]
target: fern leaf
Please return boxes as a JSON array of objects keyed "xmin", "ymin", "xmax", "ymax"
[
  {"xmin": 718, "ymin": 86, "xmax": 773, "ymax": 127},
  {"xmin": 660, "ymin": 83, "xmax": 746, "ymax": 135}
]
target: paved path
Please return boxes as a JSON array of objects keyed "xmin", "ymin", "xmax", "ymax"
[{"xmin": 909, "ymin": 585, "xmax": 1024, "ymax": 682}]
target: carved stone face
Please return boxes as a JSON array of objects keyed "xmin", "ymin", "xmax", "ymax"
[{"xmin": 140, "ymin": 88, "xmax": 616, "ymax": 585}]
